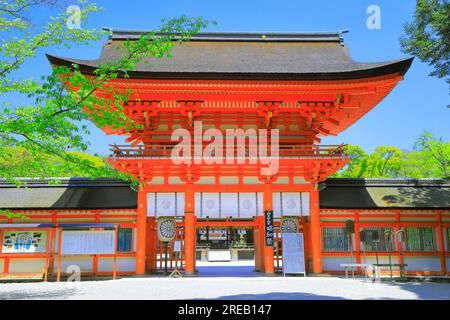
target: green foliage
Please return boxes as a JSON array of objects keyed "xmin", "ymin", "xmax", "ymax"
[
  {"xmin": 367, "ymin": 146, "xmax": 404, "ymax": 178},
  {"xmin": 0, "ymin": 209, "xmax": 29, "ymax": 220},
  {"xmin": 0, "ymin": 146, "xmax": 129, "ymax": 183},
  {"xmin": 0, "ymin": 1, "xmax": 210, "ymax": 186},
  {"xmin": 336, "ymin": 145, "xmax": 368, "ymax": 178},
  {"xmin": 334, "ymin": 132, "xmax": 450, "ymax": 179},
  {"xmin": 414, "ymin": 131, "xmax": 450, "ymax": 177},
  {"xmin": 400, "ymin": 0, "xmax": 450, "ymax": 100}
]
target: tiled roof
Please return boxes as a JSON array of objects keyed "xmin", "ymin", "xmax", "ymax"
[
  {"xmin": 47, "ymin": 30, "xmax": 413, "ymax": 80},
  {"xmin": 1, "ymin": 178, "xmax": 448, "ymax": 210}
]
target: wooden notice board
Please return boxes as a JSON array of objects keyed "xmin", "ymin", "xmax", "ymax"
[
  {"xmin": 282, "ymin": 233, "xmax": 306, "ymax": 276},
  {"xmin": 61, "ymin": 230, "xmax": 115, "ymax": 255}
]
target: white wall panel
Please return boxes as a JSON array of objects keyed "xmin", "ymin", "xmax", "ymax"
[
  {"xmin": 149, "ymin": 191, "xmax": 308, "ymax": 217},
  {"xmin": 281, "ymin": 192, "xmax": 302, "ymax": 216},
  {"xmin": 147, "ymin": 193, "xmax": 156, "ymax": 217},
  {"xmin": 54, "ymin": 257, "xmax": 93, "ymax": 272},
  {"xmin": 403, "ymin": 257, "xmax": 441, "ymax": 272},
  {"xmin": 98, "ymin": 257, "xmax": 136, "ymax": 272},
  {"xmin": 195, "ymin": 192, "xmax": 201, "ymax": 217},
  {"xmin": 176, "ymin": 193, "xmax": 185, "ymax": 217},
  {"xmin": 239, "ymin": 193, "xmax": 258, "ymax": 218},
  {"xmin": 201, "ymin": 193, "xmax": 220, "ymax": 218},
  {"xmin": 257, "ymin": 192, "xmax": 263, "ymax": 216},
  {"xmin": 194, "ymin": 192, "xmax": 262, "ymax": 218},
  {"xmin": 363, "ymin": 256, "xmax": 398, "ymax": 265},
  {"xmin": 322, "ymin": 256, "xmax": 354, "ymax": 271},
  {"xmin": 273, "ymin": 192, "xmax": 309, "ymax": 217},
  {"xmin": 221, "ymin": 193, "xmax": 238, "ymax": 217},
  {"xmin": 272, "ymin": 193, "xmax": 281, "ymax": 217},
  {"xmin": 148, "ymin": 193, "xmax": 184, "ymax": 217},
  {"xmin": 301, "ymin": 192, "xmax": 310, "ymax": 216},
  {"xmin": 156, "ymin": 193, "xmax": 177, "ymax": 216},
  {"xmin": 10, "ymin": 259, "xmax": 46, "ymax": 273}
]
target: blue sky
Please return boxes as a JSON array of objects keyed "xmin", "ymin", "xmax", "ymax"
[{"xmin": 5, "ymin": 0, "xmax": 450, "ymax": 156}]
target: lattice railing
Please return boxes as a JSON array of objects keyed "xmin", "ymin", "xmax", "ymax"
[{"xmin": 110, "ymin": 144, "xmax": 347, "ymax": 158}]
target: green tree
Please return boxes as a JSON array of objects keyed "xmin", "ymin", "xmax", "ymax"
[
  {"xmin": 335, "ymin": 134, "xmax": 449, "ymax": 179},
  {"xmin": 400, "ymin": 0, "xmax": 450, "ymax": 103},
  {"xmin": 401, "ymin": 150, "xmax": 438, "ymax": 178},
  {"xmin": 414, "ymin": 131, "xmax": 450, "ymax": 178},
  {"xmin": 0, "ymin": 146, "xmax": 122, "ymax": 185},
  {"xmin": 0, "ymin": 1, "xmax": 210, "ymax": 186},
  {"xmin": 366, "ymin": 146, "xmax": 404, "ymax": 178},
  {"xmin": 334, "ymin": 145, "xmax": 369, "ymax": 177}
]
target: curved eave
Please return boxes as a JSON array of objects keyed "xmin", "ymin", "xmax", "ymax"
[{"xmin": 46, "ymin": 54, "xmax": 413, "ymax": 81}]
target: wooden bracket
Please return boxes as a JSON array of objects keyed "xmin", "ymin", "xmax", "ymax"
[{"xmin": 179, "ymin": 101, "xmax": 202, "ymax": 128}]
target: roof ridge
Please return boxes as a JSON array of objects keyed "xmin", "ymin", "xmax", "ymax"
[
  {"xmin": 0, "ymin": 177, "xmax": 132, "ymax": 188},
  {"xmin": 102, "ymin": 28, "xmax": 350, "ymax": 43},
  {"xmin": 325, "ymin": 178, "xmax": 450, "ymax": 187}
]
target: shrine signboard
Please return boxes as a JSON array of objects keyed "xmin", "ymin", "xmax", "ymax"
[
  {"xmin": 282, "ymin": 233, "xmax": 306, "ymax": 276},
  {"xmin": 264, "ymin": 210, "xmax": 274, "ymax": 246}
]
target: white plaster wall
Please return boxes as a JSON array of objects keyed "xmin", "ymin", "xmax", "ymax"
[
  {"xmin": 221, "ymin": 193, "xmax": 239, "ymax": 217},
  {"xmin": 195, "ymin": 192, "xmax": 262, "ymax": 218},
  {"xmin": 201, "ymin": 193, "xmax": 220, "ymax": 218},
  {"xmin": 273, "ymin": 192, "xmax": 309, "ymax": 217},
  {"xmin": 10, "ymin": 259, "xmax": 46, "ymax": 273},
  {"xmin": 403, "ymin": 256, "xmax": 441, "ymax": 272},
  {"xmin": 54, "ymin": 257, "xmax": 93, "ymax": 272},
  {"xmin": 363, "ymin": 255, "xmax": 399, "ymax": 265},
  {"xmin": 147, "ymin": 193, "xmax": 185, "ymax": 217},
  {"xmin": 322, "ymin": 256, "xmax": 356, "ymax": 271},
  {"xmin": 98, "ymin": 257, "xmax": 136, "ymax": 272},
  {"xmin": 239, "ymin": 193, "xmax": 259, "ymax": 218}
]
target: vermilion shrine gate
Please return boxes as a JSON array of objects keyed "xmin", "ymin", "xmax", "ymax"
[{"xmin": 48, "ymin": 31, "xmax": 412, "ymax": 275}]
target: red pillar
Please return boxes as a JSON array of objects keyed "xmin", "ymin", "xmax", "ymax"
[
  {"xmin": 263, "ymin": 183, "xmax": 275, "ymax": 274},
  {"xmin": 254, "ymin": 219, "xmax": 262, "ymax": 271},
  {"xmin": 300, "ymin": 216, "xmax": 311, "ymax": 272},
  {"xmin": 354, "ymin": 212, "xmax": 362, "ymax": 265},
  {"xmin": 136, "ymin": 187, "xmax": 147, "ymax": 275},
  {"xmin": 436, "ymin": 212, "xmax": 447, "ymax": 275},
  {"xmin": 184, "ymin": 184, "xmax": 196, "ymax": 275},
  {"xmin": 146, "ymin": 217, "xmax": 157, "ymax": 273},
  {"xmin": 255, "ymin": 216, "xmax": 266, "ymax": 272},
  {"xmin": 310, "ymin": 184, "xmax": 322, "ymax": 274},
  {"xmin": 394, "ymin": 212, "xmax": 403, "ymax": 269}
]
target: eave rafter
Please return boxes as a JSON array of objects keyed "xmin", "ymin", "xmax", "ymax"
[
  {"xmin": 92, "ymin": 73, "xmax": 403, "ymax": 143},
  {"xmin": 107, "ymin": 157, "xmax": 348, "ymax": 184}
]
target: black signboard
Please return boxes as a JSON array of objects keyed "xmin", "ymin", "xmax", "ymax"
[
  {"xmin": 264, "ymin": 210, "xmax": 274, "ymax": 246},
  {"xmin": 345, "ymin": 219, "xmax": 355, "ymax": 234}
]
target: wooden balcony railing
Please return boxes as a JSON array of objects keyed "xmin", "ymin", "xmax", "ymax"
[{"xmin": 110, "ymin": 144, "xmax": 347, "ymax": 159}]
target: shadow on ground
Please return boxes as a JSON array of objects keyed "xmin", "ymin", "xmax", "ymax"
[
  {"xmin": 196, "ymin": 292, "xmax": 344, "ymax": 300},
  {"xmin": 383, "ymin": 281, "xmax": 450, "ymax": 300},
  {"xmin": 196, "ymin": 266, "xmax": 261, "ymax": 277},
  {"xmin": 0, "ymin": 287, "xmax": 78, "ymax": 300}
]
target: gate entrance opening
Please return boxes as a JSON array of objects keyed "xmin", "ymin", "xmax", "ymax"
[
  {"xmin": 195, "ymin": 220, "xmax": 257, "ymax": 277},
  {"xmin": 196, "ymin": 225, "xmax": 255, "ymax": 260},
  {"xmin": 146, "ymin": 214, "xmax": 307, "ymax": 276}
]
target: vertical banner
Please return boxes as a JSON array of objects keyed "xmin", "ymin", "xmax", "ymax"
[{"xmin": 264, "ymin": 210, "xmax": 274, "ymax": 246}]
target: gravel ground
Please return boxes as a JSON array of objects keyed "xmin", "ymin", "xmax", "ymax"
[{"xmin": 0, "ymin": 261, "xmax": 449, "ymax": 300}]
